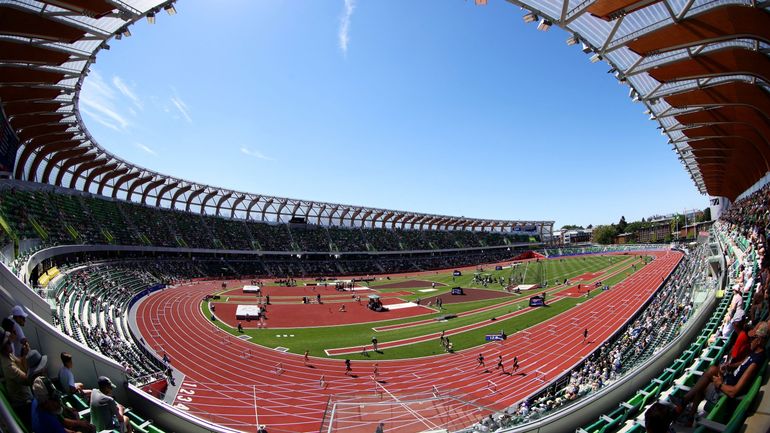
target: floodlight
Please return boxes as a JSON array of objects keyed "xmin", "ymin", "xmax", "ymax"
[
  {"xmin": 147, "ymin": 11, "xmax": 155, "ymax": 24},
  {"xmin": 121, "ymin": 27, "xmax": 131, "ymax": 37},
  {"xmin": 523, "ymin": 12, "xmax": 538, "ymax": 23},
  {"xmin": 115, "ymin": 33, "xmax": 122, "ymax": 40},
  {"xmin": 566, "ymin": 34, "xmax": 579, "ymax": 46},
  {"xmin": 164, "ymin": 3, "xmax": 176, "ymax": 15},
  {"xmin": 581, "ymin": 42, "xmax": 592, "ymax": 53},
  {"xmin": 590, "ymin": 53, "xmax": 602, "ymax": 63},
  {"xmin": 537, "ymin": 19, "xmax": 552, "ymax": 31}
]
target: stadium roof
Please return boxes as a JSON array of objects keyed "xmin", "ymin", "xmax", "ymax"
[
  {"xmin": 499, "ymin": 0, "xmax": 770, "ymax": 200},
  {"xmin": 4, "ymin": 0, "xmax": 767, "ymax": 230}
]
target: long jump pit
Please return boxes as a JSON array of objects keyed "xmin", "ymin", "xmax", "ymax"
[
  {"xmin": 214, "ymin": 298, "xmax": 435, "ymax": 328},
  {"xmin": 374, "ymin": 279, "xmax": 446, "ymax": 289},
  {"xmin": 428, "ymin": 287, "xmax": 515, "ymax": 305}
]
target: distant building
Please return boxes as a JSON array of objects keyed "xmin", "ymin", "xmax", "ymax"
[
  {"xmin": 635, "ymin": 221, "xmax": 672, "ymax": 243},
  {"xmin": 555, "ymin": 228, "xmax": 592, "ymax": 245},
  {"xmin": 615, "ymin": 233, "xmax": 633, "ymax": 244}
]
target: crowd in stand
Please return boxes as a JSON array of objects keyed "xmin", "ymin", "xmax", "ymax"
[
  {"xmin": 0, "ymin": 187, "xmax": 538, "ymax": 254},
  {"xmin": 469, "ymin": 243, "xmax": 710, "ymax": 431},
  {"xmin": 661, "ymin": 199, "xmax": 768, "ymax": 428},
  {"xmin": 51, "ymin": 264, "xmax": 167, "ymax": 385},
  {"xmin": 21, "ymin": 248, "xmax": 520, "ymax": 286},
  {"xmin": 1, "ymin": 303, "xmax": 133, "ymax": 433}
]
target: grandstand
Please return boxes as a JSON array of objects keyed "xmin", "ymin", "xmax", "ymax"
[{"xmin": 0, "ymin": 1, "xmax": 769, "ymax": 433}]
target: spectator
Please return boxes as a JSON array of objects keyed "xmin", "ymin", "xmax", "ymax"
[
  {"xmin": 31, "ymin": 376, "xmax": 66, "ymax": 433},
  {"xmin": 59, "ymin": 352, "xmax": 91, "ymax": 398},
  {"xmin": 32, "ymin": 375, "xmax": 94, "ymax": 433},
  {"xmin": 9, "ymin": 305, "xmax": 29, "ymax": 357},
  {"xmin": 90, "ymin": 376, "xmax": 132, "ymax": 433},
  {"xmin": 728, "ymin": 312, "xmax": 750, "ymax": 363},
  {"xmin": 644, "ymin": 402, "xmax": 674, "ymax": 433},
  {"xmin": 672, "ymin": 323, "xmax": 768, "ymax": 425},
  {"xmin": 1, "ymin": 332, "xmax": 46, "ymax": 428}
]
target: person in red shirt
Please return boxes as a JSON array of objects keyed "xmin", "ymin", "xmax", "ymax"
[{"xmin": 729, "ymin": 312, "xmax": 750, "ymax": 363}]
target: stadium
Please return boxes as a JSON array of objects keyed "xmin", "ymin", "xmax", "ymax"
[{"xmin": 0, "ymin": 0, "xmax": 768, "ymax": 433}]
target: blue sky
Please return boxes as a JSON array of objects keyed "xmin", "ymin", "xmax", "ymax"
[{"xmin": 80, "ymin": 0, "xmax": 706, "ymax": 228}]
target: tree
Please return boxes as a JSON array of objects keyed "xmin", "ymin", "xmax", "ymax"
[
  {"xmin": 670, "ymin": 214, "xmax": 686, "ymax": 233},
  {"xmin": 562, "ymin": 225, "xmax": 584, "ymax": 230},
  {"xmin": 617, "ymin": 216, "xmax": 628, "ymax": 233},
  {"xmin": 593, "ymin": 225, "xmax": 618, "ymax": 244},
  {"xmin": 702, "ymin": 207, "xmax": 711, "ymax": 222},
  {"xmin": 587, "ymin": 224, "xmax": 593, "ymax": 229}
]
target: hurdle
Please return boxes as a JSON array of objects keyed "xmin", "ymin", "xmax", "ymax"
[
  {"xmin": 487, "ymin": 380, "xmax": 497, "ymax": 393},
  {"xmin": 570, "ymin": 317, "xmax": 580, "ymax": 327}
]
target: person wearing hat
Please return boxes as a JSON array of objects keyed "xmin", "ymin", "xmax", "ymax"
[
  {"xmin": 0, "ymin": 330, "xmax": 46, "ymax": 429},
  {"xmin": 672, "ymin": 322, "xmax": 768, "ymax": 426},
  {"xmin": 90, "ymin": 376, "xmax": 132, "ymax": 433},
  {"xmin": 728, "ymin": 310, "xmax": 750, "ymax": 363},
  {"xmin": 9, "ymin": 305, "xmax": 29, "ymax": 358},
  {"xmin": 257, "ymin": 425, "xmax": 268, "ymax": 433},
  {"xmin": 32, "ymin": 374, "xmax": 95, "ymax": 433},
  {"xmin": 31, "ymin": 375, "xmax": 66, "ymax": 433}
]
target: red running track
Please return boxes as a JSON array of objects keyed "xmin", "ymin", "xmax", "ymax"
[{"xmin": 135, "ymin": 250, "xmax": 681, "ymax": 433}]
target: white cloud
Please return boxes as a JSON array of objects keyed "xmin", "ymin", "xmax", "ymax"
[
  {"xmin": 338, "ymin": 0, "xmax": 356, "ymax": 56},
  {"xmin": 84, "ymin": 70, "xmax": 115, "ymax": 100},
  {"xmin": 240, "ymin": 146, "xmax": 274, "ymax": 161},
  {"xmin": 134, "ymin": 142, "xmax": 157, "ymax": 155},
  {"xmin": 79, "ymin": 70, "xmax": 130, "ymax": 131},
  {"xmin": 80, "ymin": 99, "xmax": 129, "ymax": 130},
  {"xmin": 112, "ymin": 76, "xmax": 143, "ymax": 110},
  {"xmin": 170, "ymin": 95, "xmax": 192, "ymax": 124}
]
